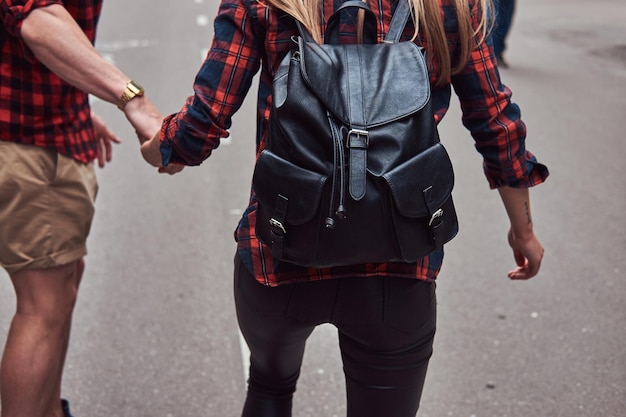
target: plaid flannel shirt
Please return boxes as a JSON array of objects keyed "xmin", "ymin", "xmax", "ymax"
[
  {"xmin": 0, "ymin": 0, "xmax": 102, "ymax": 163},
  {"xmin": 160, "ymin": 0, "xmax": 549, "ymax": 286}
]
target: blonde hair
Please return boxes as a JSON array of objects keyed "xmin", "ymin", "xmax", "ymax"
[{"xmin": 265, "ymin": 0, "xmax": 492, "ymax": 84}]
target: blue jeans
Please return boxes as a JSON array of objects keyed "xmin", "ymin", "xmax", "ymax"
[
  {"xmin": 234, "ymin": 254, "xmax": 437, "ymax": 417},
  {"xmin": 493, "ymin": 0, "xmax": 516, "ymax": 56}
]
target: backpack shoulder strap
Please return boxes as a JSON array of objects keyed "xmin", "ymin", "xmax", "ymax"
[
  {"xmin": 325, "ymin": 0, "xmax": 377, "ymax": 44},
  {"xmin": 295, "ymin": 20, "xmax": 316, "ymax": 44},
  {"xmin": 295, "ymin": 1, "xmax": 376, "ymax": 44},
  {"xmin": 385, "ymin": 0, "xmax": 411, "ymax": 43},
  {"xmin": 333, "ymin": 0, "xmax": 373, "ymax": 15},
  {"xmin": 296, "ymin": 1, "xmax": 411, "ymax": 45}
]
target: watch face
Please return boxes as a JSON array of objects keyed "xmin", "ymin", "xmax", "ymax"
[{"xmin": 129, "ymin": 81, "xmax": 144, "ymax": 95}]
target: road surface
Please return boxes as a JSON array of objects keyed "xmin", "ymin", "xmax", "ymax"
[{"xmin": 1, "ymin": 0, "xmax": 624, "ymax": 416}]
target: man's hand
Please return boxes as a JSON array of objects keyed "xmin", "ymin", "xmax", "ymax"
[
  {"xmin": 91, "ymin": 111, "xmax": 121, "ymax": 168},
  {"xmin": 123, "ymin": 95, "xmax": 163, "ymax": 144},
  {"xmin": 123, "ymin": 95, "xmax": 184, "ymax": 174}
]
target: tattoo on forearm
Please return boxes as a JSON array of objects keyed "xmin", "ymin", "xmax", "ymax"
[{"xmin": 524, "ymin": 201, "xmax": 532, "ymax": 224}]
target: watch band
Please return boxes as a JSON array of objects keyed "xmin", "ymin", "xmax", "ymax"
[{"xmin": 117, "ymin": 80, "xmax": 145, "ymax": 110}]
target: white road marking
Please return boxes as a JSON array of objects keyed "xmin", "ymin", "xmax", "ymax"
[
  {"xmin": 196, "ymin": 15, "xmax": 210, "ymax": 27},
  {"xmin": 239, "ymin": 330, "xmax": 251, "ymax": 381},
  {"xmin": 193, "ymin": 4, "xmax": 249, "ymax": 384},
  {"xmin": 96, "ymin": 39, "xmax": 158, "ymax": 52}
]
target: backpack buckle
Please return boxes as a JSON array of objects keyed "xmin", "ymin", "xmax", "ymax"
[
  {"xmin": 428, "ymin": 208, "xmax": 444, "ymax": 227},
  {"xmin": 346, "ymin": 129, "xmax": 369, "ymax": 148},
  {"xmin": 346, "ymin": 129, "xmax": 369, "ymax": 201},
  {"xmin": 269, "ymin": 218, "xmax": 287, "ymax": 235},
  {"xmin": 269, "ymin": 195, "xmax": 289, "ymax": 237}
]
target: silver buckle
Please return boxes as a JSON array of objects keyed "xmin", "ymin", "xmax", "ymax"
[
  {"xmin": 428, "ymin": 209, "xmax": 444, "ymax": 227},
  {"xmin": 269, "ymin": 218, "xmax": 286, "ymax": 234},
  {"xmin": 347, "ymin": 129, "xmax": 369, "ymax": 147}
]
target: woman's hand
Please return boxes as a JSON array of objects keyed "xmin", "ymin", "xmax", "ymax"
[
  {"xmin": 498, "ymin": 186, "xmax": 545, "ymax": 280},
  {"xmin": 506, "ymin": 228, "xmax": 544, "ymax": 280},
  {"xmin": 140, "ymin": 131, "xmax": 185, "ymax": 175},
  {"xmin": 140, "ymin": 130, "xmax": 163, "ymax": 167}
]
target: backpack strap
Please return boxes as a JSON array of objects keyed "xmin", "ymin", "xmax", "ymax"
[
  {"xmin": 295, "ymin": 20, "xmax": 316, "ymax": 44},
  {"xmin": 268, "ymin": 194, "xmax": 289, "ymax": 259},
  {"xmin": 423, "ymin": 186, "xmax": 446, "ymax": 251},
  {"xmin": 325, "ymin": 1, "xmax": 378, "ymax": 44},
  {"xmin": 332, "ymin": 0, "xmax": 373, "ymax": 15},
  {"xmin": 296, "ymin": 0, "xmax": 411, "ymax": 44},
  {"xmin": 385, "ymin": 0, "xmax": 412, "ymax": 43}
]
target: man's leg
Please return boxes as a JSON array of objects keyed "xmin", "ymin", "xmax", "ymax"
[
  {"xmin": 46, "ymin": 259, "xmax": 84, "ymax": 417},
  {"xmin": 0, "ymin": 259, "xmax": 83, "ymax": 417},
  {"xmin": 0, "ymin": 142, "xmax": 97, "ymax": 417}
]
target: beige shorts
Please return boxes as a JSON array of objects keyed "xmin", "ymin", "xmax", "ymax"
[{"xmin": 0, "ymin": 141, "xmax": 98, "ymax": 274}]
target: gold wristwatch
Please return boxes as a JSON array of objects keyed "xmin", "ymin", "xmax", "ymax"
[{"xmin": 117, "ymin": 80, "xmax": 145, "ymax": 110}]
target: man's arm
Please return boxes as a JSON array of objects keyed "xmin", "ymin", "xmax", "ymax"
[
  {"xmin": 497, "ymin": 186, "xmax": 545, "ymax": 280},
  {"xmin": 20, "ymin": 4, "xmax": 162, "ymax": 141}
]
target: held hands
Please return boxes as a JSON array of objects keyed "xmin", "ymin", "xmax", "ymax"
[
  {"xmin": 123, "ymin": 96, "xmax": 184, "ymax": 175},
  {"xmin": 140, "ymin": 129, "xmax": 185, "ymax": 175},
  {"xmin": 506, "ymin": 228, "xmax": 544, "ymax": 280},
  {"xmin": 123, "ymin": 95, "xmax": 163, "ymax": 144}
]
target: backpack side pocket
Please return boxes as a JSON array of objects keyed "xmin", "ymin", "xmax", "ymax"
[
  {"xmin": 253, "ymin": 150, "xmax": 329, "ymax": 265},
  {"xmin": 383, "ymin": 143, "xmax": 459, "ymax": 260}
]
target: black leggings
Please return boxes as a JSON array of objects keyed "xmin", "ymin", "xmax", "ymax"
[{"xmin": 234, "ymin": 254, "xmax": 437, "ymax": 417}]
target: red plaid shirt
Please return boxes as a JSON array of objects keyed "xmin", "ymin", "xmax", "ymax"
[
  {"xmin": 0, "ymin": 0, "xmax": 102, "ymax": 163},
  {"xmin": 160, "ymin": 0, "xmax": 549, "ymax": 286}
]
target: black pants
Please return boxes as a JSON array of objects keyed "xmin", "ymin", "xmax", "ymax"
[{"xmin": 234, "ymin": 254, "xmax": 437, "ymax": 417}]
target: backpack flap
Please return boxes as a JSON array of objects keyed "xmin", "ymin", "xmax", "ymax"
[
  {"xmin": 382, "ymin": 143, "xmax": 459, "ymax": 257},
  {"xmin": 383, "ymin": 143, "xmax": 454, "ymax": 217},
  {"xmin": 297, "ymin": 38, "xmax": 430, "ymax": 128},
  {"xmin": 254, "ymin": 150, "xmax": 327, "ymax": 226},
  {"xmin": 253, "ymin": 150, "xmax": 329, "ymax": 261}
]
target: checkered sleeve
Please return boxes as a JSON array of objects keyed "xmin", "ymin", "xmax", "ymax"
[
  {"xmin": 451, "ymin": 8, "xmax": 549, "ymax": 189},
  {"xmin": 160, "ymin": 0, "xmax": 262, "ymax": 166},
  {"xmin": 1, "ymin": 0, "xmax": 63, "ymax": 60}
]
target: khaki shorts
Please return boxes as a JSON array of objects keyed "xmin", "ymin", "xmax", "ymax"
[{"xmin": 0, "ymin": 141, "xmax": 98, "ymax": 274}]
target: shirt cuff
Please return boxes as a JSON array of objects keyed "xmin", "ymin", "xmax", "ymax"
[
  {"xmin": 485, "ymin": 152, "xmax": 550, "ymax": 189},
  {"xmin": 159, "ymin": 114, "xmax": 177, "ymax": 166}
]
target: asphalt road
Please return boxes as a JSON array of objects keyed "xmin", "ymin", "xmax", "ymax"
[{"xmin": 1, "ymin": 0, "xmax": 624, "ymax": 416}]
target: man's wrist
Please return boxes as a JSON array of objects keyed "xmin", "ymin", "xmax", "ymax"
[{"xmin": 117, "ymin": 80, "xmax": 145, "ymax": 110}]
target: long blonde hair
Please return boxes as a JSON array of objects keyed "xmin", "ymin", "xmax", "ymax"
[{"xmin": 266, "ymin": 0, "xmax": 492, "ymax": 84}]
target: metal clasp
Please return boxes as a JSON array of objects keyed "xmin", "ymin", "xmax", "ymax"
[
  {"xmin": 428, "ymin": 209, "xmax": 444, "ymax": 227},
  {"xmin": 346, "ymin": 129, "xmax": 369, "ymax": 148},
  {"xmin": 269, "ymin": 218, "xmax": 287, "ymax": 235}
]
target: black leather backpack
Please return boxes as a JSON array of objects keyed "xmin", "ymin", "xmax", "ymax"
[{"xmin": 252, "ymin": 0, "xmax": 458, "ymax": 268}]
